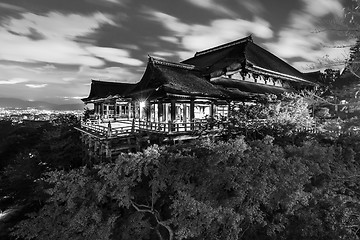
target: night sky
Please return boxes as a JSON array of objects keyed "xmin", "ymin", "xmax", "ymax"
[{"xmin": 0, "ymin": 0, "xmax": 353, "ymax": 103}]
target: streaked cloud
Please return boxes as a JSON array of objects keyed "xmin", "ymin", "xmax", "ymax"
[
  {"xmin": 0, "ymin": 3, "xmax": 26, "ymax": 12},
  {"xmin": 151, "ymin": 51, "xmax": 175, "ymax": 58},
  {"xmin": 238, "ymin": 0, "xmax": 265, "ymax": 14},
  {"xmin": 0, "ymin": 0, "xmax": 353, "ymax": 103},
  {"xmin": 0, "ymin": 63, "xmax": 41, "ymax": 74},
  {"xmin": 147, "ymin": 11, "xmax": 190, "ymax": 36},
  {"xmin": 264, "ymin": 0, "xmax": 347, "ymax": 70},
  {"xmin": 70, "ymin": 96, "xmax": 87, "ymax": 100},
  {"xmin": 0, "ymin": 78, "xmax": 29, "ymax": 84},
  {"xmin": 93, "ymin": 0, "xmax": 129, "ymax": 6},
  {"xmin": 36, "ymin": 64, "xmax": 57, "ymax": 71},
  {"xmin": 63, "ymin": 77, "xmax": 77, "ymax": 82},
  {"xmin": 159, "ymin": 36, "xmax": 179, "ymax": 44},
  {"xmin": 86, "ymin": 46, "xmax": 143, "ymax": 66},
  {"xmin": 182, "ymin": 17, "xmax": 273, "ymax": 52},
  {"xmin": 26, "ymin": 84, "xmax": 48, "ymax": 88},
  {"xmin": 183, "ymin": 0, "xmax": 236, "ymax": 17},
  {"xmin": 147, "ymin": 10, "xmax": 273, "ymax": 54},
  {"xmin": 302, "ymin": 0, "xmax": 343, "ymax": 17},
  {"xmin": 0, "ymin": 63, "xmax": 72, "ymax": 86},
  {"xmin": 0, "ymin": 12, "xmax": 116, "ymax": 67},
  {"xmin": 77, "ymin": 65, "xmax": 142, "ymax": 83}
]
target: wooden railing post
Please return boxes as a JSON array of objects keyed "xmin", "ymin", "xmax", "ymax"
[
  {"xmin": 107, "ymin": 122, "xmax": 112, "ymax": 137},
  {"xmin": 168, "ymin": 121, "xmax": 172, "ymax": 132},
  {"xmin": 131, "ymin": 118, "xmax": 135, "ymax": 133}
]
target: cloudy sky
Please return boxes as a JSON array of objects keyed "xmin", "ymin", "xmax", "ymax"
[{"xmin": 0, "ymin": 0, "xmax": 354, "ymax": 103}]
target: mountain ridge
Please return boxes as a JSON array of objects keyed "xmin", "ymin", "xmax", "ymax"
[{"xmin": 0, "ymin": 97, "xmax": 85, "ymax": 110}]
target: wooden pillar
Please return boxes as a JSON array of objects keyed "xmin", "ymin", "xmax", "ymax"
[
  {"xmin": 210, "ymin": 102, "xmax": 214, "ymax": 118},
  {"xmin": 103, "ymin": 104, "xmax": 107, "ymax": 118},
  {"xmin": 228, "ymin": 101, "xmax": 231, "ymax": 117},
  {"xmin": 170, "ymin": 100, "xmax": 176, "ymax": 131},
  {"xmin": 146, "ymin": 104, "xmax": 151, "ymax": 121},
  {"xmin": 100, "ymin": 103, "xmax": 104, "ymax": 116},
  {"xmin": 132, "ymin": 102, "xmax": 136, "ymax": 119},
  {"xmin": 182, "ymin": 103, "xmax": 187, "ymax": 131},
  {"xmin": 94, "ymin": 103, "xmax": 98, "ymax": 114},
  {"xmin": 183, "ymin": 103, "xmax": 187, "ymax": 122},
  {"xmin": 114, "ymin": 101, "xmax": 117, "ymax": 120},
  {"xmin": 190, "ymin": 99, "xmax": 195, "ymax": 130},
  {"xmin": 158, "ymin": 101, "xmax": 162, "ymax": 122},
  {"xmin": 170, "ymin": 100, "xmax": 176, "ymax": 122},
  {"xmin": 128, "ymin": 102, "xmax": 132, "ymax": 119}
]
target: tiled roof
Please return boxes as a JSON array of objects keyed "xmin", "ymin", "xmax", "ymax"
[
  {"xmin": 81, "ymin": 80, "xmax": 136, "ymax": 102},
  {"xmin": 182, "ymin": 35, "xmax": 313, "ymax": 84},
  {"xmin": 130, "ymin": 57, "xmax": 226, "ymax": 99},
  {"xmin": 211, "ymin": 77, "xmax": 290, "ymax": 96}
]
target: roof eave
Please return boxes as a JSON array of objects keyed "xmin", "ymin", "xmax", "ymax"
[{"xmin": 246, "ymin": 64, "xmax": 317, "ymax": 86}]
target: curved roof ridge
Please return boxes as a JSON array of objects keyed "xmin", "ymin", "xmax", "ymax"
[
  {"xmin": 149, "ymin": 56, "xmax": 196, "ymax": 70},
  {"xmin": 90, "ymin": 79, "xmax": 135, "ymax": 84},
  {"xmin": 194, "ymin": 35, "xmax": 252, "ymax": 57}
]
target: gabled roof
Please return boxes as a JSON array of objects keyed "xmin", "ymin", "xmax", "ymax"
[
  {"xmin": 130, "ymin": 57, "xmax": 226, "ymax": 99},
  {"xmin": 182, "ymin": 35, "xmax": 313, "ymax": 84},
  {"xmin": 302, "ymin": 71, "xmax": 325, "ymax": 85},
  {"xmin": 182, "ymin": 37, "xmax": 249, "ymax": 76},
  {"xmin": 81, "ymin": 79, "xmax": 136, "ymax": 103}
]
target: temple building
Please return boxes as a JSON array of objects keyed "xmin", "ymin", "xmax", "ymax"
[
  {"xmin": 77, "ymin": 36, "xmax": 317, "ymax": 160},
  {"xmin": 81, "ymin": 80, "xmax": 135, "ymax": 120}
]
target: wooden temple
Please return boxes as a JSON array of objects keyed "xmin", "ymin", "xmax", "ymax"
[{"xmin": 76, "ymin": 36, "xmax": 317, "ymax": 161}]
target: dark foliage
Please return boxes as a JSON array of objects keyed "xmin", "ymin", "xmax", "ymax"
[
  {"xmin": 0, "ymin": 115, "xmax": 83, "ymax": 239},
  {"xmin": 11, "ymin": 133, "xmax": 360, "ymax": 240}
]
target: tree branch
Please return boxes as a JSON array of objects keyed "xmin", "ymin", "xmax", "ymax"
[
  {"xmin": 130, "ymin": 200, "xmax": 174, "ymax": 240},
  {"xmin": 349, "ymin": 67, "xmax": 360, "ymax": 79}
]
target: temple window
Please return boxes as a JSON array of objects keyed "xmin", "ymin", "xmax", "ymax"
[
  {"xmin": 216, "ymin": 105, "xmax": 228, "ymax": 117},
  {"xmin": 194, "ymin": 103, "xmax": 210, "ymax": 119}
]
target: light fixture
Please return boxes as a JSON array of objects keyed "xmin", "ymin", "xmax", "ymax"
[{"xmin": 139, "ymin": 101, "xmax": 146, "ymax": 109}]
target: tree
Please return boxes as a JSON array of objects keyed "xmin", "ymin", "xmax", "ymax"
[
  {"xmin": 216, "ymin": 92, "xmax": 316, "ymax": 144},
  {"xmin": 12, "ymin": 136, "xmax": 360, "ymax": 240}
]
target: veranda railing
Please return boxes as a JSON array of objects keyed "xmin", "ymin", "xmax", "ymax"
[
  {"xmin": 80, "ymin": 118, "xmax": 331, "ymax": 138},
  {"xmin": 137, "ymin": 119, "xmax": 209, "ymax": 133},
  {"xmin": 81, "ymin": 119, "xmax": 135, "ymax": 137},
  {"xmin": 80, "ymin": 119, "xmax": 213, "ymax": 137}
]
